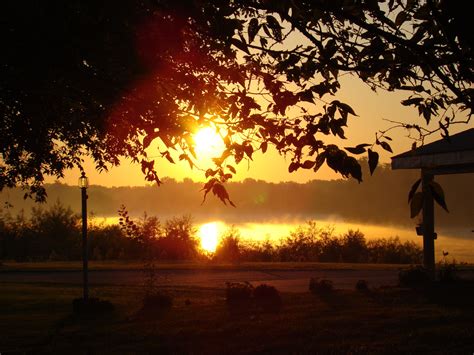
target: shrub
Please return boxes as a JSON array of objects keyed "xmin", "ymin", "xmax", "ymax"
[
  {"xmin": 309, "ymin": 278, "xmax": 333, "ymax": 294},
  {"xmin": 72, "ymin": 297, "xmax": 115, "ymax": 315},
  {"xmin": 225, "ymin": 282, "xmax": 253, "ymax": 305},
  {"xmin": 253, "ymin": 284, "xmax": 282, "ymax": 312},
  {"xmin": 355, "ymin": 279, "xmax": 369, "ymax": 292},
  {"xmin": 398, "ymin": 266, "xmax": 432, "ymax": 287},
  {"xmin": 437, "ymin": 258, "xmax": 458, "ymax": 283},
  {"xmin": 142, "ymin": 291, "xmax": 173, "ymax": 312}
]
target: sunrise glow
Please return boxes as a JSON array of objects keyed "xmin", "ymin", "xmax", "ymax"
[
  {"xmin": 193, "ymin": 127, "xmax": 225, "ymax": 159},
  {"xmin": 198, "ymin": 222, "xmax": 220, "ymax": 253}
]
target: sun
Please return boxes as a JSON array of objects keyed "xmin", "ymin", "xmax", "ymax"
[
  {"xmin": 198, "ymin": 222, "xmax": 220, "ymax": 253},
  {"xmin": 193, "ymin": 127, "xmax": 225, "ymax": 158}
]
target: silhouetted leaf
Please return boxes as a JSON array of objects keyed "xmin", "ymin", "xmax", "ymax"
[
  {"xmin": 395, "ymin": 11, "xmax": 409, "ymax": 27},
  {"xmin": 429, "ymin": 181, "xmax": 449, "ymax": 212},
  {"xmin": 335, "ymin": 101, "xmax": 357, "ymax": 116},
  {"xmin": 345, "ymin": 144, "xmax": 370, "ymax": 155},
  {"xmin": 379, "ymin": 141, "xmax": 393, "ymax": 153},
  {"xmin": 248, "ymin": 18, "xmax": 259, "ymax": 44},
  {"xmin": 288, "ymin": 161, "xmax": 299, "ymax": 173},
  {"xmin": 410, "ymin": 192, "xmax": 424, "ymax": 218},
  {"xmin": 314, "ymin": 153, "xmax": 326, "ymax": 172},
  {"xmin": 163, "ymin": 151, "xmax": 175, "ymax": 164},
  {"xmin": 266, "ymin": 15, "xmax": 282, "ymax": 41},
  {"xmin": 368, "ymin": 149, "xmax": 379, "ymax": 175},
  {"xmin": 401, "ymin": 97, "xmax": 423, "ymax": 106},
  {"xmin": 260, "ymin": 141, "xmax": 268, "ymax": 153},
  {"xmin": 230, "ymin": 38, "xmax": 250, "ymax": 54},
  {"xmin": 301, "ymin": 160, "xmax": 315, "ymax": 169},
  {"xmin": 227, "ymin": 164, "xmax": 236, "ymax": 174},
  {"xmin": 408, "ymin": 178, "xmax": 421, "ymax": 203}
]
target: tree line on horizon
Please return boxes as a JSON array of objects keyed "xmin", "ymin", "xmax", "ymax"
[
  {"xmin": 0, "ymin": 201, "xmax": 423, "ymax": 264},
  {"xmin": 0, "ymin": 162, "xmax": 472, "ymax": 229}
]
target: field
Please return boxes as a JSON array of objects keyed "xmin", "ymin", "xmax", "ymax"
[{"xmin": 1, "ymin": 262, "xmax": 474, "ymax": 353}]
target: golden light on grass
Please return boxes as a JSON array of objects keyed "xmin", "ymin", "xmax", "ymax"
[
  {"xmin": 198, "ymin": 222, "xmax": 220, "ymax": 253},
  {"xmin": 193, "ymin": 127, "xmax": 225, "ymax": 159}
]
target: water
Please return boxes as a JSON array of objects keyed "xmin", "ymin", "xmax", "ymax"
[{"xmin": 93, "ymin": 216, "xmax": 474, "ymax": 262}]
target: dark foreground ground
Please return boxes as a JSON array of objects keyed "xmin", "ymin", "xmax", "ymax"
[{"xmin": 1, "ymin": 263, "xmax": 474, "ymax": 353}]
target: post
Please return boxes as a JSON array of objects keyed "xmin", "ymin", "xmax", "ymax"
[
  {"xmin": 421, "ymin": 171, "xmax": 435, "ymax": 276},
  {"xmin": 81, "ymin": 185, "xmax": 89, "ymax": 302}
]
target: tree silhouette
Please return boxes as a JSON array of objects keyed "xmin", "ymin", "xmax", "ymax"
[{"xmin": 1, "ymin": 1, "xmax": 471, "ymax": 201}]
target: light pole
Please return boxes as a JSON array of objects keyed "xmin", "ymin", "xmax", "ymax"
[{"xmin": 78, "ymin": 172, "xmax": 89, "ymax": 302}]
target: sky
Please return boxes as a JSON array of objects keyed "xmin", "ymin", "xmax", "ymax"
[{"xmin": 52, "ymin": 73, "xmax": 472, "ymax": 188}]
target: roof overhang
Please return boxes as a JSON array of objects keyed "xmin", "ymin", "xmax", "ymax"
[{"xmin": 391, "ymin": 128, "xmax": 474, "ymax": 175}]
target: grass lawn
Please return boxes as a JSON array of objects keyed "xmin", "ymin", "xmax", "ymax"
[
  {"xmin": 1, "ymin": 279, "xmax": 473, "ymax": 353},
  {"xmin": 0, "ymin": 260, "xmax": 422, "ymax": 272}
]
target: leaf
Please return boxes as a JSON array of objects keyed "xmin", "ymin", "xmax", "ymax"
[
  {"xmin": 230, "ymin": 38, "xmax": 250, "ymax": 55},
  {"xmin": 248, "ymin": 18, "xmax": 259, "ymax": 44},
  {"xmin": 301, "ymin": 160, "xmax": 315, "ymax": 169},
  {"xmin": 401, "ymin": 97, "xmax": 423, "ymax": 106},
  {"xmin": 227, "ymin": 164, "xmax": 236, "ymax": 174},
  {"xmin": 368, "ymin": 149, "xmax": 379, "ymax": 175},
  {"xmin": 410, "ymin": 192, "xmax": 424, "ymax": 218},
  {"xmin": 395, "ymin": 10, "xmax": 409, "ymax": 27},
  {"xmin": 288, "ymin": 161, "xmax": 299, "ymax": 173},
  {"xmin": 205, "ymin": 168, "xmax": 217, "ymax": 178},
  {"xmin": 212, "ymin": 183, "xmax": 235, "ymax": 206},
  {"xmin": 379, "ymin": 141, "xmax": 393, "ymax": 153},
  {"xmin": 260, "ymin": 141, "xmax": 268, "ymax": 153},
  {"xmin": 430, "ymin": 181, "xmax": 449, "ymax": 212},
  {"xmin": 313, "ymin": 153, "xmax": 326, "ymax": 172},
  {"xmin": 335, "ymin": 101, "xmax": 357, "ymax": 116},
  {"xmin": 344, "ymin": 144, "xmax": 370, "ymax": 155},
  {"xmin": 163, "ymin": 151, "xmax": 175, "ymax": 164},
  {"xmin": 266, "ymin": 15, "xmax": 282, "ymax": 41},
  {"xmin": 408, "ymin": 178, "xmax": 421, "ymax": 203}
]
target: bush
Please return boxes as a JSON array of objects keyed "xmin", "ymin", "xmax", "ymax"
[
  {"xmin": 72, "ymin": 297, "xmax": 115, "ymax": 315},
  {"xmin": 355, "ymin": 279, "xmax": 369, "ymax": 292},
  {"xmin": 225, "ymin": 282, "xmax": 253, "ymax": 305},
  {"xmin": 142, "ymin": 291, "xmax": 173, "ymax": 312},
  {"xmin": 253, "ymin": 284, "xmax": 282, "ymax": 312},
  {"xmin": 398, "ymin": 266, "xmax": 432, "ymax": 287},
  {"xmin": 437, "ymin": 255, "xmax": 458, "ymax": 283},
  {"xmin": 309, "ymin": 278, "xmax": 333, "ymax": 294}
]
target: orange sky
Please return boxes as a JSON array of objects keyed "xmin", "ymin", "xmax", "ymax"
[{"xmin": 52, "ymin": 75, "xmax": 472, "ymax": 187}]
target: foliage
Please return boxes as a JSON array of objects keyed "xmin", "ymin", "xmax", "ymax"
[
  {"xmin": 408, "ymin": 178, "xmax": 449, "ymax": 219},
  {"xmin": 253, "ymin": 284, "xmax": 282, "ymax": 313},
  {"xmin": 309, "ymin": 278, "xmax": 334, "ymax": 294},
  {"xmin": 437, "ymin": 252, "xmax": 458, "ymax": 283},
  {"xmin": 214, "ymin": 226, "xmax": 241, "ymax": 262},
  {"xmin": 1, "ymin": 1, "xmax": 472, "ymax": 202},
  {"xmin": 398, "ymin": 265, "xmax": 432, "ymax": 287},
  {"xmin": 225, "ymin": 281, "xmax": 254, "ymax": 306}
]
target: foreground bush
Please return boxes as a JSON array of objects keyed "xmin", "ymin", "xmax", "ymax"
[
  {"xmin": 398, "ymin": 266, "xmax": 432, "ymax": 287},
  {"xmin": 225, "ymin": 282, "xmax": 253, "ymax": 306},
  {"xmin": 253, "ymin": 284, "xmax": 282, "ymax": 312},
  {"xmin": 309, "ymin": 278, "xmax": 333, "ymax": 294}
]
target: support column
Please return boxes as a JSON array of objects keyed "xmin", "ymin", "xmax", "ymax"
[
  {"xmin": 81, "ymin": 187, "xmax": 89, "ymax": 302},
  {"xmin": 421, "ymin": 171, "xmax": 435, "ymax": 275}
]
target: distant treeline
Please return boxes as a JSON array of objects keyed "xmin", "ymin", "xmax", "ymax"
[
  {"xmin": 0, "ymin": 162, "xmax": 472, "ymax": 228},
  {"xmin": 0, "ymin": 202, "xmax": 422, "ymax": 264}
]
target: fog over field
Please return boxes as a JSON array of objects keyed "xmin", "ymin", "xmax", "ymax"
[{"xmin": 1, "ymin": 163, "xmax": 472, "ymax": 230}]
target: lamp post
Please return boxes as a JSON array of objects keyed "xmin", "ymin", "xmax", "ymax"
[{"xmin": 79, "ymin": 172, "xmax": 89, "ymax": 302}]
